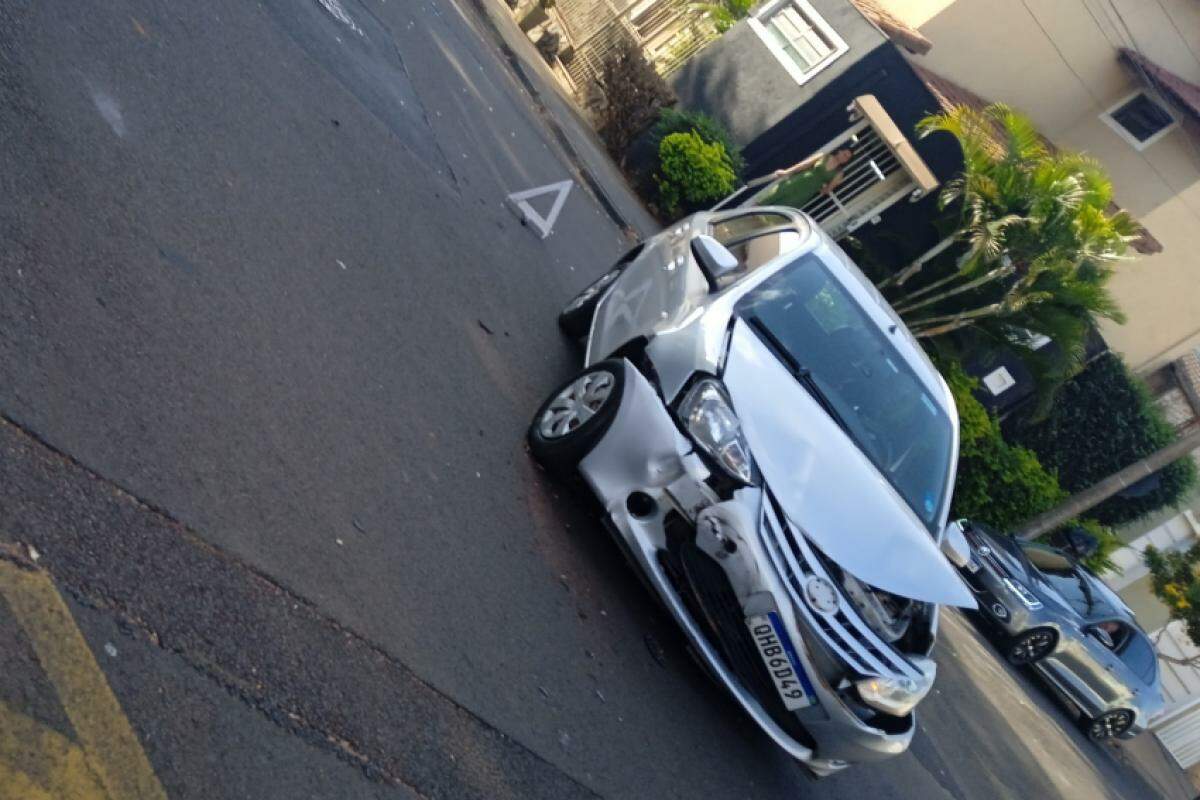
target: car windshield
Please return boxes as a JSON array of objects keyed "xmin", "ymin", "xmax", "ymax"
[
  {"xmin": 1018, "ymin": 541, "xmax": 1120, "ymax": 618},
  {"xmin": 735, "ymin": 252, "xmax": 954, "ymax": 531}
]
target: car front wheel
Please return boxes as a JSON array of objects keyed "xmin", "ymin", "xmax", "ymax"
[
  {"xmin": 1006, "ymin": 628, "xmax": 1056, "ymax": 665},
  {"xmin": 528, "ymin": 362, "xmax": 624, "ymax": 474},
  {"xmin": 1085, "ymin": 709, "xmax": 1134, "ymax": 741}
]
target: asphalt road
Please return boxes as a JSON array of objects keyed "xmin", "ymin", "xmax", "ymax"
[{"xmin": 0, "ymin": 1, "xmax": 1190, "ymax": 798}]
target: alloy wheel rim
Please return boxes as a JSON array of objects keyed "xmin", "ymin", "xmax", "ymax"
[
  {"xmin": 1012, "ymin": 631, "xmax": 1053, "ymax": 663},
  {"xmin": 1090, "ymin": 711, "xmax": 1132, "ymax": 740},
  {"xmin": 538, "ymin": 371, "xmax": 615, "ymax": 439},
  {"xmin": 564, "ymin": 269, "xmax": 619, "ymax": 313}
]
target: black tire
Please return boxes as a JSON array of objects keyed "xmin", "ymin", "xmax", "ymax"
[
  {"xmin": 1005, "ymin": 627, "xmax": 1057, "ymax": 665},
  {"xmin": 558, "ymin": 266, "xmax": 623, "ymax": 339},
  {"xmin": 528, "ymin": 361, "xmax": 625, "ymax": 474},
  {"xmin": 1084, "ymin": 708, "xmax": 1134, "ymax": 742}
]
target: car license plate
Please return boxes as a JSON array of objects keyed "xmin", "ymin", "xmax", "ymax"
[{"xmin": 746, "ymin": 613, "xmax": 815, "ymax": 711}]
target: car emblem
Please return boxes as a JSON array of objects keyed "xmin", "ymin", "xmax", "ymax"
[
  {"xmin": 977, "ymin": 545, "xmax": 991, "ymax": 557},
  {"xmin": 804, "ymin": 576, "xmax": 839, "ymax": 614}
]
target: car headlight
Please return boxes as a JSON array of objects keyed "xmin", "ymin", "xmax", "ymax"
[
  {"xmin": 677, "ymin": 378, "xmax": 754, "ymax": 484},
  {"xmin": 856, "ymin": 657, "xmax": 936, "ymax": 717},
  {"xmin": 1002, "ymin": 577, "xmax": 1043, "ymax": 609}
]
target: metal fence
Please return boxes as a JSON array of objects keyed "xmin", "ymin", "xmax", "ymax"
[{"xmin": 555, "ymin": 0, "xmax": 717, "ymax": 88}]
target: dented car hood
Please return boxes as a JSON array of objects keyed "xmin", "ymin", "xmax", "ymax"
[{"xmin": 723, "ymin": 321, "xmax": 976, "ymax": 609}]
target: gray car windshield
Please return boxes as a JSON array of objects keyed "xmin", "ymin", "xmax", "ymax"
[
  {"xmin": 736, "ymin": 252, "xmax": 954, "ymax": 531},
  {"xmin": 1018, "ymin": 542, "xmax": 1121, "ymax": 618}
]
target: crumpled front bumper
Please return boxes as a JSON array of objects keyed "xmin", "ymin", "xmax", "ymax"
[{"xmin": 576, "ymin": 360, "xmax": 916, "ymax": 772}]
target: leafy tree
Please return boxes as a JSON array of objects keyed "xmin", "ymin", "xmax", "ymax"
[
  {"xmin": 884, "ymin": 104, "xmax": 1138, "ymax": 380},
  {"xmin": 1145, "ymin": 544, "xmax": 1200, "ymax": 657},
  {"xmin": 942, "ymin": 360, "xmax": 1118, "ymax": 572},
  {"xmin": 593, "ymin": 41, "xmax": 674, "ymax": 165},
  {"xmin": 700, "ymin": 0, "xmax": 753, "ymax": 32},
  {"xmin": 942, "ymin": 360, "xmax": 1066, "ymax": 528},
  {"xmin": 1006, "ymin": 353, "xmax": 1197, "ymax": 525}
]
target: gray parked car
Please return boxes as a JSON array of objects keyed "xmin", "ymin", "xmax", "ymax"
[
  {"xmin": 944, "ymin": 520, "xmax": 1165, "ymax": 740},
  {"xmin": 527, "ymin": 207, "xmax": 977, "ymax": 775}
]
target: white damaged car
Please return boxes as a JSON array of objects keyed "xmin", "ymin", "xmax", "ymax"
[{"xmin": 528, "ymin": 207, "xmax": 976, "ymax": 775}]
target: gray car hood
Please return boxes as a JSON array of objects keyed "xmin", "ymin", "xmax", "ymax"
[{"xmin": 723, "ymin": 321, "xmax": 976, "ymax": 608}]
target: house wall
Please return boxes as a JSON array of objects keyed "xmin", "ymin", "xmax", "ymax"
[
  {"xmin": 876, "ymin": 0, "xmax": 1200, "ymax": 373},
  {"xmin": 670, "ymin": 0, "xmax": 888, "ymax": 149},
  {"xmin": 741, "ymin": 43, "xmax": 960, "ymax": 174}
]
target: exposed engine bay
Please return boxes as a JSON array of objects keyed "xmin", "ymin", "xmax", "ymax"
[{"xmin": 840, "ymin": 572, "xmax": 917, "ymax": 644}]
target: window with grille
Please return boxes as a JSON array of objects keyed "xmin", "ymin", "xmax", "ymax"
[
  {"xmin": 1102, "ymin": 91, "xmax": 1175, "ymax": 150},
  {"xmin": 749, "ymin": 0, "xmax": 848, "ymax": 86}
]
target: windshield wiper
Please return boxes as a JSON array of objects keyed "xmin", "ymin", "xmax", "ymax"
[{"xmin": 744, "ymin": 315, "xmax": 851, "ymax": 434}]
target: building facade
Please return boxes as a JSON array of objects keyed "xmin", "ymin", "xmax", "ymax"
[
  {"xmin": 669, "ymin": 0, "xmax": 957, "ymax": 251},
  {"xmin": 875, "ymin": 0, "xmax": 1200, "ymax": 374}
]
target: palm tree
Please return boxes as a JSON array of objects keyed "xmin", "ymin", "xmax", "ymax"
[{"xmin": 882, "ymin": 104, "xmax": 1139, "ymax": 363}]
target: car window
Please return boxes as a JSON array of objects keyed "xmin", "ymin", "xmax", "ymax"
[
  {"xmin": 725, "ymin": 230, "xmax": 805, "ymax": 275},
  {"xmin": 1100, "ymin": 621, "xmax": 1131, "ymax": 651},
  {"xmin": 735, "ymin": 253, "xmax": 954, "ymax": 531},
  {"xmin": 712, "ymin": 212, "xmax": 791, "ymax": 243},
  {"xmin": 1117, "ymin": 631, "xmax": 1158, "ymax": 683}
]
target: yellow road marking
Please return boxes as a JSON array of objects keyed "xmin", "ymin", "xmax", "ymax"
[
  {"xmin": 0, "ymin": 559, "xmax": 168, "ymax": 800},
  {"xmin": 0, "ymin": 702, "xmax": 109, "ymax": 799}
]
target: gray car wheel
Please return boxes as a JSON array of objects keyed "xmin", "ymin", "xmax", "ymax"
[
  {"xmin": 1086, "ymin": 709, "xmax": 1133, "ymax": 741},
  {"xmin": 1006, "ymin": 628, "xmax": 1056, "ymax": 665},
  {"xmin": 528, "ymin": 362, "xmax": 624, "ymax": 474}
]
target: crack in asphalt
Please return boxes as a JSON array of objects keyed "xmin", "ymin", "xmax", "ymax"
[{"xmin": 0, "ymin": 413, "xmax": 602, "ymax": 800}]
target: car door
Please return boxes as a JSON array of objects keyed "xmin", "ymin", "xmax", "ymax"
[
  {"xmin": 1048, "ymin": 620, "xmax": 1132, "ymax": 710},
  {"xmin": 589, "ymin": 212, "xmax": 798, "ymax": 364},
  {"xmin": 1111, "ymin": 628, "xmax": 1157, "ymax": 706}
]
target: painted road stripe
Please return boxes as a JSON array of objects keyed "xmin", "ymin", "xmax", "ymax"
[
  {"xmin": 507, "ymin": 179, "xmax": 572, "ymax": 239},
  {"xmin": 0, "ymin": 702, "xmax": 108, "ymax": 798},
  {"xmin": 0, "ymin": 559, "xmax": 167, "ymax": 800}
]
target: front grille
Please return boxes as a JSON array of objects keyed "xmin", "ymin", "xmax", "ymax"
[
  {"xmin": 658, "ymin": 515, "xmax": 816, "ymax": 747},
  {"xmin": 759, "ymin": 493, "xmax": 923, "ymax": 682},
  {"xmin": 962, "ymin": 527, "xmax": 1010, "ymax": 577}
]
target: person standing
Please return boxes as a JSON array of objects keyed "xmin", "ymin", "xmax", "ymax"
[{"xmin": 760, "ymin": 148, "xmax": 854, "ymax": 209}]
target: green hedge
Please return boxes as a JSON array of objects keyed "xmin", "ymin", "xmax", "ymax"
[
  {"xmin": 656, "ymin": 131, "xmax": 736, "ymax": 215},
  {"xmin": 1005, "ymin": 353, "xmax": 1197, "ymax": 525},
  {"xmin": 650, "ymin": 108, "xmax": 745, "ymax": 180},
  {"xmin": 943, "ymin": 361, "xmax": 1067, "ymax": 529},
  {"xmin": 943, "ymin": 363, "xmax": 1119, "ymax": 572}
]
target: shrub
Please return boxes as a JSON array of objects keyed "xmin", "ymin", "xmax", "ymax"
[
  {"xmin": 943, "ymin": 361, "xmax": 1067, "ymax": 529},
  {"xmin": 650, "ymin": 108, "xmax": 744, "ymax": 179},
  {"xmin": 702, "ymin": 0, "xmax": 753, "ymax": 32},
  {"xmin": 1146, "ymin": 543, "xmax": 1200, "ymax": 644},
  {"xmin": 593, "ymin": 41, "xmax": 674, "ymax": 165},
  {"xmin": 1006, "ymin": 353, "xmax": 1198, "ymax": 525},
  {"xmin": 655, "ymin": 131, "xmax": 736, "ymax": 214}
]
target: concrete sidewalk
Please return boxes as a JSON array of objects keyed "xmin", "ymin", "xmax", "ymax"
[
  {"xmin": 459, "ymin": 0, "xmax": 660, "ymax": 240},
  {"xmin": 1112, "ymin": 733, "xmax": 1196, "ymax": 799}
]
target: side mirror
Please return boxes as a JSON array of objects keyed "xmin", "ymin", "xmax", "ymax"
[
  {"xmin": 940, "ymin": 520, "xmax": 972, "ymax": 569},
  {"xmin": 1087, "ymin": 626, "xmax": 1115, "ymax": 649},
  {"xmin": 691, "ymin": 235, "xmax": 740, "ymax": 287}
]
